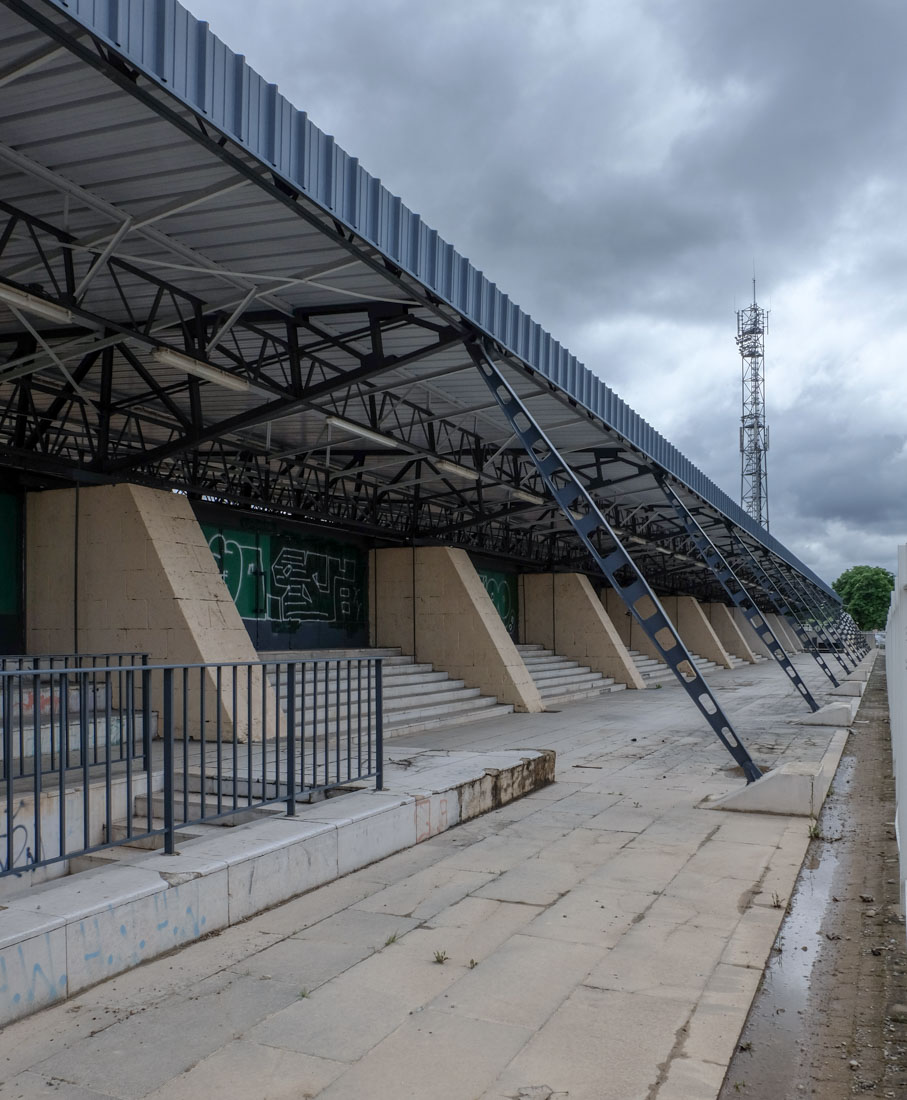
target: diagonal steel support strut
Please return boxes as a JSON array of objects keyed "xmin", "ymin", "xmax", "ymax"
[
  {"xmin": 469, "ymin": 343, "xmax": 762, "ymax": 782},
  {"xmin": 655, "ymin": 476, "xmax": 820, "ymax": 711},
  {"xmin": 775, "ymin": 566, "xmax": 858, "ymax": 671},
  {"xmin": 723, "ymin": 529, "xmax": 840, "ymax": 687}
]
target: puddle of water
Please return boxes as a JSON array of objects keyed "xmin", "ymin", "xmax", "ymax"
[{"xmin": 722, "ymin": 755, "xmax": 855, "ymax": 1096}]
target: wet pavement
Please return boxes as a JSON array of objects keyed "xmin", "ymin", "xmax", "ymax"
[{"xmin": 720, "ymin": 657, "xmax": 907, "ymax": 1099}]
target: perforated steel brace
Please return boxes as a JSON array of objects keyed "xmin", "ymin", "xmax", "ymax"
[
  {"xmin": 654, "ymin": 477, "xmax": 820, "ymax": 712},
  {"xmin": 722, "ymin": 531, "xmax": 841, "ymax": 688},
  {"xmin": 470, "ymin": 345, "xmax": 762, "ymax": 782}
]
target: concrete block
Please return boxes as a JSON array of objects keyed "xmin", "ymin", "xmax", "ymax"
[
  {"xmin": 706, "ymin": 728, "xmax": 848, "ymax": 816},
  {"xmin": 795, "ymin": 699, "xmax": 858, "ymax": 725},
  {"xmin": 829, "ymin": 679, "xmax": 864, "ymax": 697}
]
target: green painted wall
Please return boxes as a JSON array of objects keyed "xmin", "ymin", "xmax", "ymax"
[
  {"xmin": 476, "ymin": 567, "xmax": 519, "ymax": 639},
  {"xmin": 201, "ymin": 521, "xmax": 368, "ymax": 649},
  {"xmin": 0, "ymin": 493, "xmax": 23, "ymax": 652}
]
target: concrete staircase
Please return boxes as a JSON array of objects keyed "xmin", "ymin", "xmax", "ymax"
[
  {"xmin": 628, "ymin": 649, "xmax": 745, "ymax": 687},
  {"xmin": 262, "ymin": 648, "xmax": 514, "ymax": 739},
  {"xmin": 515, "ymin": 644, "xmax": 628, "ymax": 705}
]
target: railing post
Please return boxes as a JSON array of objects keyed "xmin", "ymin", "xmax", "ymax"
[
  {"xmin": 162, "ymin": 667, "xmax": 175, "ymax": 855},
  {"xmin": 286, "ymin": 662, "xmax": 296, "ymax": 817},
  {"xmin": 141, "ymin": 655, "xmax": 151, "ymax": 775},
  {"xmin": 3, "ymin": 676, "xmax": 13, "ymax": 871},
  {"xmin": 375, "ymin": 659, "xmax": 384, "ymax": 791}
]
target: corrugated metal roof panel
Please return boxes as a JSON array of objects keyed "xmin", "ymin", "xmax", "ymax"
[{"xmin": 5, "ymin": 0, "xmax": 832, "ymax": 596}]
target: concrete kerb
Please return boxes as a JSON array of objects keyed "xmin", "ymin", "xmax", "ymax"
[
  {"xmin": 704, "ymin": 728, "xmax": 849, "ymax": 817},
  {"xmin": 0, "ymin": 746, "xmax": 555, "ymax": 1027}
]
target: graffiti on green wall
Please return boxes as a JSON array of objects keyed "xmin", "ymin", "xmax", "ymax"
[
  {"xmin": 477, "ymin": 568, "xmax": 518, "ymax": 638},
  {"xmin": 203, "ymin": 524, "xmax": 365, "ymax": 633}
]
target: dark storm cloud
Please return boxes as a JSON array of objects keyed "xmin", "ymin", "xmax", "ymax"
[{"xmin": 198, "ymin": 0, "xmax": 907, "ymax": 582}]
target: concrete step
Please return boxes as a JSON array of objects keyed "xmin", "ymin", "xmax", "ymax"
[
  {"xmin": 107, "ymin": 818, "xmax": 218, "ymax": 849},
  {"xmin": 534, "ymin": 671, "xmax": 604, "ymax": 692},
  {"xmin": 384, "ymin": 701, "xmax": 515, "ymax": 739},
  {"xmin": 519, "ymin": 657, "xmax": 586, "ymax": 673},
  {"xmin": 259, "ymin": 647, "xmax": 404, "ymax": 661},
  {"xmin": 542, "ymin": 683, "xmax": 628, "ymax": 705},
  {"xmin": 284, "ymin": 685, "xmax": 486, "ymax": 723},
  {"xmin": 529, "ymin": 663, "xmax": 592, "ymax": 682},
  {"xmin": 518, "ymin": 645, "xmax": 623, "ymax": 703},
  {"xmin": 264, "ymin": 649, "xmax": 510, "ymax": 742},
  {"xmin": 277, "ymin": 673, "xmax": 462, "ymax": 705},
  {"xmin": 384, "ymin": 694, "xmax": 502, "ymax": 728},
  {"xmin": 132, "ymin": 794, "xmax": 286, "ymax": 828}
]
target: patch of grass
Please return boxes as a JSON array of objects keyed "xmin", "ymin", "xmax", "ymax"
[
  {"xmin": 384, "ymin": 931, "xmax": 398, "ymax": 947},
  {"xmin": 808, "ymin": 818, "xmax": 821, "ymax": 839},
  {"xmin": 771, "ymin": 892, "xmax": 785, "ymax": 909},
  {"xmin": 298, "ymin": 988, "xmax": 309, "ymax": 999},
  {"xmin": 433, "ymin": 949, "xmax": 449, "ymax": 965}
]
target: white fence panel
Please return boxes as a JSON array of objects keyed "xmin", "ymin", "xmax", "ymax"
[{"xmin": 889, "ymin": 545, "xmax": 907, "ymax": 916}]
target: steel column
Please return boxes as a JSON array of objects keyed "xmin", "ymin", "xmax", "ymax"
[{"xmin": 470, "ymin": 344, "xmax": 762, "ymax": 782}]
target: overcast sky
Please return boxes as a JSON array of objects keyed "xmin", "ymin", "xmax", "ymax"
[{"xmin": 199, "ymin": 0, "xmax": 907, "ymax": 584}]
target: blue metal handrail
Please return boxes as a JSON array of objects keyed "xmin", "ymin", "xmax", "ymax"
[{"xmin": 1, "ymin": 656, "xmax": 384, "ymax": 878}]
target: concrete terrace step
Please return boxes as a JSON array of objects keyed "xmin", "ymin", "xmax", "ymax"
[
  {"xmin": 515, "ymin": 644, "xmax": 622, "ymax": 704},
  {"xmin": 262, "ymin": 648, "xmax": 513, "ymax": 740},
  {"xmin": 529, "ymin": 664, "xmax": 593, "ymax": 682},
  {"xmin": 384, "ymin": 693, "xmax": 502, "ymax": 729},
  {"xmin": 284, "ymin": 686, "xmax": 486, "ymax": 724},
  {"xmin": 277, "ymin": 673, "xmax": 463, "ymax": 704},
  {"xmin": 384, "ymin": 700, "xmax": 515, "ymax": 738}
]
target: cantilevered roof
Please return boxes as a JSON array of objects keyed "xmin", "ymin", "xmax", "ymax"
[{"xmin": 0, "ymin": 0, "xmax": 837, "ymax": 605}]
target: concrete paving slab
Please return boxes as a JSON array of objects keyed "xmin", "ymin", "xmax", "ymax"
[
  {"xmin": 681, "ymin": 961, "xmax": 763, "ymax": 1068},
  {"xmin": 35, "ymin": 972, "xmax": 301, "ymax": 1100},
  {"xmin": 246, "ymin": 976, "xmax": 414, "ymax": 1063},
  {"xmin": 472, "ymin": 859, "xmax": 587, "ymax": 906},
  {"xmin": 141, "ymin": 1040, "xmax": 347, "ymax": 1100},
  {"xmin": 656, "ymin": 1056, "xmax": 728, "ymax": 1100},
  {"xmin": 584, "ymin": 917, "xmax": 728, "ymax": 1003},
  {"xmin": 431, "ymin": 933, "xmax": 603, "ymax": 1029},
  {"xmin": 398, "ymin": 897, "xmax": 543, "ymax": 964},
  {"xmin": 0, "ymin": 655, "xmax": 850, "ymax": 1098},
  {"xmin": 318, "ymin": 1008, "xmax": 533, "ymax": 1100},
  {"xmin": 524, "ymin": 883, "xmax": 657, "ymax": 947},
  {"xmin": 354, "ymin": 865, "xmax": 495, "ymax": 920},
  {"xmin": 488, "ymin": 985, "xmax": 690, "ymax": 1099},
  {"xmin": 0, "ymin": 1072, "xmax": 115, "ymax": 1100}
]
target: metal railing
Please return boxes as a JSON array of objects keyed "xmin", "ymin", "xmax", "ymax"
[
  {"xmin": 1, "ymin": 656, "xmax": 383, "ymax": 878},
  {"xmin": 0, "ymin": 652, "xmax": 147, "ymax": 671},
  {"xmin": 888, "ymin": 546, "xmax": 906, "ymax": 923}
]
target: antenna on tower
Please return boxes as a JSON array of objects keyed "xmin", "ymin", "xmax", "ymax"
[{"xmin": 736, "ymin": 280, "xmax": 770, "ymax": 529}]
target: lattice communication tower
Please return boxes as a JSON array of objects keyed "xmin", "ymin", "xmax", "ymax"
[{"xmin": 736, "ymin": 282, "xmax": 770, "ymax": 529}]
